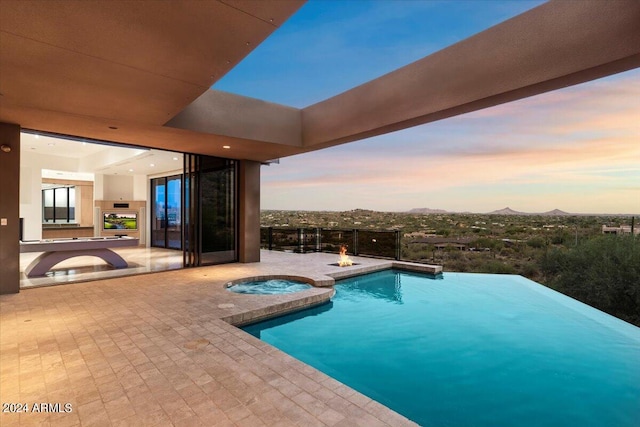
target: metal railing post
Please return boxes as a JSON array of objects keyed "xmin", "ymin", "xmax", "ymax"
[
  {"xmin": 395, "ymin": 230, "xmax": 401, "ymax": 260},
  {"xmin": 316, "ymin": 227, "xmax": 321, "ymax": 252},
  {"xmin": 353, "ymin": 228, "xmax": 359, "ymax": 256},
  {"xmin": 268, "ymin": 227, "xmax": 273, "ymax": 250}
]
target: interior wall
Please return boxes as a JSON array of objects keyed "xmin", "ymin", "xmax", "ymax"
[
  {"xmin": 133, "ymin": 175, "xmax": 147, "ymax": 200},
  {"xmin": 19, "ymin": 150, "xmax": 78, "ymax": 241},
  {"xmin": 19, "ymin": 164, "xmax": 40, "ymax": 240},
  {"xmin": 94, "ymin": 174, "xmax": 104, "ymax": 200},
  {"xmin": 102, "ymin": 175, "xmax": 134, "ymax": 200}
]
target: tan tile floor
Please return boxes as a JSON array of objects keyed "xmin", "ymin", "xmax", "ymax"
[{"xmin": 2, "ymin": 251, "xmax": 419, "ymax": 426}]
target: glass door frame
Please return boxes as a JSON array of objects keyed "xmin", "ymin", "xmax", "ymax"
[
  {"xmin": 151, "ymin": 174, "xmax": 182, "ymax": 250},
  {"xmin": 183, "ymin": 154, "xmax": 238, "ymax": 267}
]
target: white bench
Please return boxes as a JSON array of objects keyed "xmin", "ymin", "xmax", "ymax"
[{"xmin": 20, "ymin": 236, "xmax": 139, "ymax": 277}]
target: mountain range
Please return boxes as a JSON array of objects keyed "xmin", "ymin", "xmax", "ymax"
[
  {"xmin": 487, "ymin": 207, "xmax": 572, "ymax": 216},
  {"xmin": 408, "ymin": 207, "xmax": 573, "ymax": 216}
]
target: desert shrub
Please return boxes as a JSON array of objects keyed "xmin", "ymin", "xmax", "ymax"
[
  {"xmin": 445, "ymin": 259, "xmax": 470, "ymax": 272},
  {"xmin": 478, "ymin": 261, "xmax": 517, "ymax": 274},
  {"xmin": 526, "ymin": 236, "xmax": 546, "ymax": 249},
  {"xmin": 518, "ymin": 262, "xmax": 539, "ymax": 279},
  {"xmin": 540, "ymin": 235, "xmax": 640, "ymax": 326}
]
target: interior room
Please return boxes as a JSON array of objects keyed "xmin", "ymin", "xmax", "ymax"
[{"xmin": 19, "ymin": 131, "xmax": 186, "ymax": 287}]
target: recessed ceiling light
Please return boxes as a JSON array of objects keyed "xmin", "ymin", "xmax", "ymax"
[
  {"xmin": 82, "ymin": 142, "xmax": 87, "ymax": 146},
  {"xmin": 173, "ymin": 157, "xmax": 178, "ymax": 161},
  {"xmin": 149, "ymin": 163, "xmax": 155, "ymax": 167},
  {"xmin": 128, "ymin": 168, "xmax": 134, "ymax": 172},
  {"xmin": 35, "ymin": 135, "xmax": 39, "ymax": 139},
  {"xmin": 223, "ymin": 145, "xmax": 231, "ymax": 149}
]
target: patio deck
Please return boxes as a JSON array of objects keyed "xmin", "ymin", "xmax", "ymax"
[{"xmin": 1, "ymin": 251, "xmax": 424, "ymax": 426}]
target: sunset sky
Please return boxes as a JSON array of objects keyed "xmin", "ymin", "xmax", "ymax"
[{"xmin": 216, "ymin": 0, "xmax": 640, "ymax": 214}]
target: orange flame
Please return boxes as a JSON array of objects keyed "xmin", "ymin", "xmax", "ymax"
[{"xmin": 338, "ymin": 245, "xmax": 353, "ymax": 267}]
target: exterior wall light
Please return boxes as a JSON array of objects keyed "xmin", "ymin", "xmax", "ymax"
[{"xmin": 1, "ymin": 144, "xmax": 11, "ymax": 153}]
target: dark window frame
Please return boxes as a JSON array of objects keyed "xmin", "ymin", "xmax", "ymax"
[{"xmin": 42, "ymin": 186, "xmax": 75, "ymax": 223}]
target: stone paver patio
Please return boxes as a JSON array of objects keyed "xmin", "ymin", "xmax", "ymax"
[{"xmin": 1, "ymin": 251, "xmax": 435, "ymax": 426}]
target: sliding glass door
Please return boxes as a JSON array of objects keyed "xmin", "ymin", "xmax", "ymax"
[
  {"xmin": 151, "ymin": 178, "xmax": 166, "ymax": 247},
  {"xmin": 166, "ymin": 176, "xmax": 182, "ymax": 249},
  {"xmin": 151, "ymin": 175, "xmax": 182, "ymax": 250},
  {"xmin": 200, "ymin": 157, "xmax": 236, "ymax": 264},
  {"xmin": 183, "ymin": 155, "xmax": 237, "ymax": 266},
  {"xmin": 152, "ymin": 155, "xmax": 237, "ymax": 265}
]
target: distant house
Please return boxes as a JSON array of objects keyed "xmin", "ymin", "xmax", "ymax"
[
  {"xmin": 434, "ymin": 243, "xmax": 467, "ymax": 251},
  {"xmin": 409, "ymin": 236, "xmax": 474, "ymax": 251},
  {"xmin": 501, "ymin": 238, "xmax": 525, "ymax": 246},
  {"xmin": 602, "ymin": 225, "xmax": 639, "ymax": 235},
  {"xmin": 404, "ymin": 231, "xmax": 434, "ymax": 238}
]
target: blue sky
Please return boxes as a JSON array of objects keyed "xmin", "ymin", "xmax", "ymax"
[{"xmin": 215, "ymin": 0, "xmax": 640, "ymax": 214}]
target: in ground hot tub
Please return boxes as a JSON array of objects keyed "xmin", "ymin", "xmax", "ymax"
[{"xmin": 226, "ymin": 278, "xmax": 313, "ymax": 295}]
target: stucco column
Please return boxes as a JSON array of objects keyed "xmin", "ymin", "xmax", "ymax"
[
  {"xmin": 238, "ymin": 160, "xmax": 260, "ymax": 263},
  {"xmin": 0, "ymin": 122, "xmax": 21, "ymax": 294}
]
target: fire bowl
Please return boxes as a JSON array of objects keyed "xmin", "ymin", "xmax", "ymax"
[{"xmin": 328, "ymin": 263, "xmax": 360, "ymax": 267}]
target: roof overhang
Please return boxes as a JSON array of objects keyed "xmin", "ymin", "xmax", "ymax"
[
  {"xmin": 1, "ymin": 0, "xmax": 639, "ymax": 162},
  {"xmin": 0, "ymin": 0, "xmax": 305, "ymax": 159},
  {"xmin": 300, "ymin": 0, "xmax": 640, "ymax": 150}
]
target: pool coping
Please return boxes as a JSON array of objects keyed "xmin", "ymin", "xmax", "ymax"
[
  {"xmin": 326, "ymin": 260, "xmax": 442, "ymax": 282},
  {"xmin": 220, "ymin": 286, "xmax": 335, "ymax": 327}
]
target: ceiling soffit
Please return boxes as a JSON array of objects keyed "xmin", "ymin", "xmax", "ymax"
[
  {"xmin": 1, "ymin": 104, "xmax": 304, "ymax": 163},
  {"xmin": 166, "ymin": 89, "xmax": 302, "ymax": 147}
]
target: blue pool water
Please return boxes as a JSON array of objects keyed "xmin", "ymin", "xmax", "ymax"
[
  {"xmin": 243, "ymin": 270, "xmax": 640, "ymax": 427},
  {"xmin": 227, "ymin": 279, "xmax": 312, "ymax": 294}
]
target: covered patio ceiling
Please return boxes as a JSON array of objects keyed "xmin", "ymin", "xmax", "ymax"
[{"xmin": 1, "ymin": 0, "xmax": 639, "ymax": 162}]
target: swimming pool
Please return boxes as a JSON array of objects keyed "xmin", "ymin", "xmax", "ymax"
[{"xmin": 243, "ymin": 270, "xmax": 640, "ymax": 427}]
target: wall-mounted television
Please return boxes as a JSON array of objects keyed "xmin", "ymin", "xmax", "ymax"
[{"xmin": 103, "ymin": 212, "xmax": 138, "ymax": 230}]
